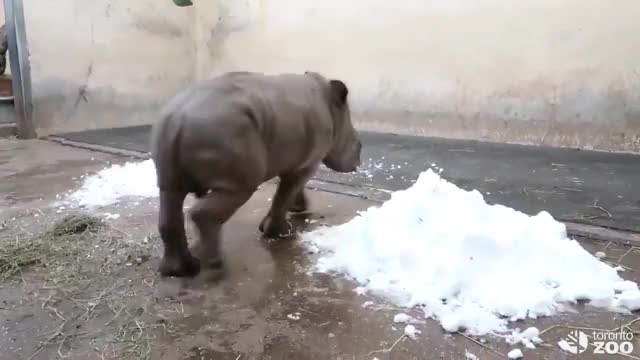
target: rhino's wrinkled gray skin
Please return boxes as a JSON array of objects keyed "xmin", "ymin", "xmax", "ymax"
[{"xmin": 150, "ymin": 71, "xmax": 362, "ymax": 277}]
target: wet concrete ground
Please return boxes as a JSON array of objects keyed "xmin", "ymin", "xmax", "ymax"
[{"xmin": 0, "ymin": 139, "xmax": 639, "ymax": 359}]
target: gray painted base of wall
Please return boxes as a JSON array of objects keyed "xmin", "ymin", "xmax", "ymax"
[
  {"xmin": 0, "ymin": 123, "xmax": 17, "ymax": 137},
  {"xmin": 0, "ymin": 102, "xmax": 16, "ymax": 124},
  {"xmin": 354, "ymin": 111, "xmax": 640, "ymax": 154}
]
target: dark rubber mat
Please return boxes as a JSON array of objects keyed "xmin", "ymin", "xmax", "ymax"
[{"xmin": 52, "ymin": 125, "xmax": 640, "ymax": 232}]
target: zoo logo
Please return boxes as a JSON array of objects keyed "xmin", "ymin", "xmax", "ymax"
[
  {"xmin": 563, "ymin": 329, "xmax": 635, "ymax": 355},
  {"xmin": 563, "ymin": 330, "xmax": 589, "ymax": 354}
]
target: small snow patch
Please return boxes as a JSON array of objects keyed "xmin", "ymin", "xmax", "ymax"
[
  {"xmin": 354, "ymin": 286, "xmax": 367, "ymax": 295},
  {"xmin": 393, "ymin": 313, "xmax": 413, "ymax": 323},
  {"xmin": 287, "ymin": 313, "xmax": 301, "ymax": 321},
  {"xmin": 403, "ymin": 324, "xmax": 421, "ymax": 339},
  {"xmin": 507, "ymin": 327, "xmax": 541, "ymax": 348},
  {"xmin": 361, "ymin": 301, "xmax": 375, "ymax": 308},
  {"xmin": 507, "ymin": 349, "xmax": 523, "ymax": 359},
  {"xmin": 465, "ymin": 350, "xmax": 478, "ymax": 360},
  {"xmin": 103, "ymin": 213, "xmax": 120, "ymax": 220}
]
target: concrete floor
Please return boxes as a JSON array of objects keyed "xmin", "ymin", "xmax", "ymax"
[{"xmin": 0, "ymin": 139, "xmax": 638, "ymax": 359}]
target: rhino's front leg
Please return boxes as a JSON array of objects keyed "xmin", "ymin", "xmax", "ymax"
[{"xmin": 259, "ymin": 167, "xmax": 315, "ymax": 238}]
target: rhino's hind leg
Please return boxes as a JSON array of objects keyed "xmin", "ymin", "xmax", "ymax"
[
  {"xmin": 189, "ymin": 189, "xmax": 254, "ymax": 270},
  {"xmin": 158, "ymin": 190, "xmax": 200, "ymax": 277}
]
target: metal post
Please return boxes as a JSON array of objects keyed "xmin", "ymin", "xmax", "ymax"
[{"xmin": 4, "ymin": 0, "xmax": 35, "ymax": 138}]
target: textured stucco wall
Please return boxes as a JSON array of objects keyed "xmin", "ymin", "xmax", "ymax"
[
  {"xmin": 193, "ymin": 0, "xmax": 640, "ymax": 152},
  {"xmin": 23, "ymin": 0, "xmax": 196, "ymax": 134}
]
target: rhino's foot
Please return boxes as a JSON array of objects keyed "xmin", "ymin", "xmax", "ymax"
[
  {"xmin": 158, "ymin": 253, "xmax": 200, "ymax": 277},
  {"xmin": 259, "ymin": 215, "xmax": 293, "ymax": 238}
]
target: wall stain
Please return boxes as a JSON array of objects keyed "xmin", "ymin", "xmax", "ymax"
[{"xmin": 131, "ymin": 16, "xmax": 184, "ymax": 38}]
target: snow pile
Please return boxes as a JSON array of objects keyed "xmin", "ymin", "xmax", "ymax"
[
  {"xmin": 302, "ymin": 168, "xmax": 640, "ymax": 337},
  {"xmin": 65, "ymin": 160, "xmax": 157, "ymax": 208}
]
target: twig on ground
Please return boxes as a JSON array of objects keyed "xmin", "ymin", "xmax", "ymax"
[
  {"xmin": 618, "ymin": 247, "xmax": 640, "ymax": 263},
  {"xmin": 615, "ymin": 351, "xmax": 640, "ymax": 360},
  {"xmin": 57, "ymin": 335, "xmax": 71, "ymax": 359},
  {"xmin": 112, "ymin": 226, "xmax": 131, "ymax": 237},
  {"xmin": 604, "ymin": 260, "xmax": 635, "ymax": 272},
  {"xmin": 41, "ymin": 292, "xmax": 55, "ymax": 312},
  {"xmin": 28, "ymin": 320, "xmax": 69, "ymax": 360},
  {"xmin": 298, "ymin": 307, "xmax": 318, "ymax": 315},
  {"xmin": 235, "ymin": 355, "xmax": 241, "ymax": 360},
  {"xmin": 367, "ymin": 334, "xmax": 407, "ymax": 356},
  {"xmin": 591, "ymin": 200, "xmax": 612, "ymax": 218},
  {"xmin": 105, "ymin": 305, "xmax": 126, "ymax": 326},
  {"xmin": 541, "ymin": 318, "xmax": 639, "ymax": 338},
  {"xmin": 46, "ymin": 305, "xmax": 67, "ymax": 321},
  {"xmin": 559, "ymin": 187, "xmax": 582, "ymax": 192},
  {"xmin": 540, "ymin": 324, "xmax": 610, "ymax": 336},
  {"xmin": 612, "ymin": 317, "xmax": 640, "ymax": 332},
  {"xmin": 456, "ymin": 332, "xmax": 505, "ymax": 357}
]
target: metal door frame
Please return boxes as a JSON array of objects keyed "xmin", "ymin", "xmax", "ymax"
[{"xmin": 4, "ymin": 0, "xmax": 35, "ymax": 138}]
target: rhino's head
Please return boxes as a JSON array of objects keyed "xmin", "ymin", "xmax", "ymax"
[{"xmin": 321, "ymin": 78, "xmax": 362, "ymax": 173}]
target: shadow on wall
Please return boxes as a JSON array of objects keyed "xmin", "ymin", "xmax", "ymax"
[{"xmin": 24, "ymin": 0, "xmax": 196, "ymax": 135}]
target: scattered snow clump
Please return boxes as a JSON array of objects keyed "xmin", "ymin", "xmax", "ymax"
[
  {"xmin": 393, "ymin": 313, "xmax": 413, "ymax": 323},
  {"xmin": 465, "ymin": 350, "xmax": 478, "ymax": 360},
  {"xmin": 66, "ymin": 159, "xmax": 157, "ymax": 208},
  {"xmin": 403, "ymin": 324, "xmax": 421, "ymax": 339},
  {"xmin": 507, "ymin": 349, "xmax": 523, "ymax": 359}
]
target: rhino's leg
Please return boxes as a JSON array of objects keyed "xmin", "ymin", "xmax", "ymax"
[
  {"xmin": 158, "ymin": 190, "xmax": 200, "ymax": 277},
  {"xmin": 260, "ymin": 167, "xmax": 315, "ymax": 238},
  {"xmin": 189, "ymin": 189, "xmax": 254, "ymax": 269},
  {"xmin": 257, "ymin": 188, "xmax": 308, "ymax": 229},
  {"xmin": 289, "ymin": 189, "xmax": 309, "ymax": 213}
]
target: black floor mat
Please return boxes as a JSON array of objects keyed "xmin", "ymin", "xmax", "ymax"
[
  {"xmin": 55, "ymin": 125, "xmax": 151, "ymax": 153},
  {"xmin": 51, "ymin": 125, "xmax": 640, "ymax": 232}
]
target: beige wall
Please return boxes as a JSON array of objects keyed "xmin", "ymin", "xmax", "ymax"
[
  {"xmin": 17, "ymin": 0, "xmax": 640, "ymax": 152},
  {"xmin": 23, "ymin": 0, "xmax": 196, "ymax": 134},
  {"xmin": 193, "ymin": 0, "xmax": 640, "ymax": 152}
]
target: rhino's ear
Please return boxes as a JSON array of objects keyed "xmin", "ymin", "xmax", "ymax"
[{"xmin": 329, "ymin": 79, "xmax": 349, "ymax": 105}]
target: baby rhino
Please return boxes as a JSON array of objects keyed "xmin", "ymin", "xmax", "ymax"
[{"xmin": 150, "ymin": 71, "xmax": 362, "ymax": 277}]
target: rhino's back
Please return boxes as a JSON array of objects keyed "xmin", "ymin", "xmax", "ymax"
[{"xmin": 152, "ymin": 72, "xmax": 335, "ymax": 190}]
